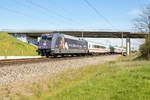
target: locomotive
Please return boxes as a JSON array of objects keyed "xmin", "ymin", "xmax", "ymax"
[
  {"xmin": 37, "ymin": 33, "xmax": 126, "ymax": 57},
  {"xmin": 37, "ymin": 33, "xmax": 88, "ymax": 57}
]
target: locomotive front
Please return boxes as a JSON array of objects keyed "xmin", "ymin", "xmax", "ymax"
[{"xmin": 37, "ymin": 34, "xmax": 53, "ymax": 57}]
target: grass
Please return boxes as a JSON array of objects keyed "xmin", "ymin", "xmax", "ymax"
[
  {"xmin": 2, "ymin": 55, "xmax": 150, "ymax": 100},
  {"xmin": 0, "ymin": 32, "xmax": 38, "ymax": 56}
]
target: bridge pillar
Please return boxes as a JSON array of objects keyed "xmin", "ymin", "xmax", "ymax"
[
  {"xmin": 126, "ymin": 38, "xmax": 131, "ymax": 56},
  {"xmin": 82, "ymin": 32, "xmax": 84, "ymax": 38}
]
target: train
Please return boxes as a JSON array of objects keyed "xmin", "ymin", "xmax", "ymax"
[{"xmin": 37, "ymin": 33, "xmax": 126, "ymax": 57}]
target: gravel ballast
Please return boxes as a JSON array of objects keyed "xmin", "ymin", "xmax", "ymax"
[{"xmin": 0, "ymin": 55, "xmax": 119, "ymax": 86}]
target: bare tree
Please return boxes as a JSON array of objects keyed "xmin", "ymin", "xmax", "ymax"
[
  {"xmin": 134, "ymin": 4, "xmax": 150, "ymax": 59},
  {"xmin": 134, "ymin": 4, "xmax": 150, "ymax": 34}
]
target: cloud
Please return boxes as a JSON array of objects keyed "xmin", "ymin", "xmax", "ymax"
[{"xmin": 128, "ymin": 9, "xmax": 142, "ymax": 16}]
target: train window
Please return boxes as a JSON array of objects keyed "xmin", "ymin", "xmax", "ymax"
[
  {"xmin": 47, "ymin": 37, "xmax": 52, "ymax": 40},
  {"xmin": 92, "ymin": 45, "xmax": 95, "ymax": 48},
  {"xmin": 42, "ymin": 36, "xmax": 47, "ymax": 40},
  {"xmin": 100, "ymin": 46, "xmax": 106, "ymax": 49},
  {"xmin": 92, "ymin": 44, "xmax": 106, "ymax": 49}
]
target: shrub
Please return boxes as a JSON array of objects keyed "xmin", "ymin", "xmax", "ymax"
[{"xmin": 139, "ymin": 36, "xmax": 150, "ymax": 58}]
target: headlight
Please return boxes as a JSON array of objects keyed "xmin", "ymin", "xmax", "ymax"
[{"xmin": 43, "ymin": 43, "xmax": 46, "ymax": 46}]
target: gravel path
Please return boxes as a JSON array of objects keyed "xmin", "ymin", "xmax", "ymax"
[{"xmin": 0, "ymin": 55, "xmax": 119, "ymax": 86}]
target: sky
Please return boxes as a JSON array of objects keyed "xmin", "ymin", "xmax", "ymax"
[{"xmin": 0, "ymin": 0, "xmax": 149, "ymax": 31}]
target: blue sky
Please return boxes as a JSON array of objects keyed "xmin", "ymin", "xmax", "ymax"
[{"xmin": 0, "ymin": 0, "xmax": 149, "ymax": 31}]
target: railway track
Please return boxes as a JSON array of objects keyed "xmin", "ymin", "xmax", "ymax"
[
  {"xmin": 0, "ymin": 56, "xmax": 92, "ymax": 66},
  {"xmin": 0, "ymin": 57, "xmax": 49, "ymax": 66},
  {"xmin": 0, "ymin": 54, "xmax": 117, "ymax": 67}
]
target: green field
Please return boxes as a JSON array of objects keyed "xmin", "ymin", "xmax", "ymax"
[
  {"xmin": 10, "ymin": 56, "xmax": 149, "ymax": 100},
  {"xmin": 0, "ymin": 32, "xmax": 38, "ymax": 56}
]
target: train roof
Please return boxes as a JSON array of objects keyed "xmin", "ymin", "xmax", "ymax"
[
  {"xmin": 62, "ymin": 33, "xmax": 86, "ymax": 41},
  {"xmin": 41, "ymin": 33, "xmax": 85, "ymax": 41},
  {"xmin": 63, "ymin": 34, "xmax": 80, "ymax": 40}
]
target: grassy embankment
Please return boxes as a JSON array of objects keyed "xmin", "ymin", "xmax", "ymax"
[
  {"xmin": 6, "ymin": 55, "xmax": 150, "ymax": 100},
  {"xmin": 0, "ymin": 32, "xmax": 38, "ymax": 56}
]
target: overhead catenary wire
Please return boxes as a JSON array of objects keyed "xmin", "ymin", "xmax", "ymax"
[
  {"xmin": 42, "ymin": 0, "xmax": 84, "ymax": 26},
  {"xmin": 83, "ymin": 0, "xmax": 129, "ymax": 44},
  {"xmin": 13, "ymin": 0, "xmax": 60, "ymax": 21},
  {"xmin": 24, "ymin": 0, "xmax": 76, "ymax": 23},
  {"xmin": 12, "ymin": 0, "xmax": 56, "ymax": 24},
  {"xmin": 0, "ymin": 6, "xmax": 34, "ymax": 19},
  {"xmin": 83, "ymin": 0, "xmax": 114, "ymax": 29},
  {"xmin": 83, "ymin": 0, "xmax": 128, "ymax": 41},
  {"xmin": 0, "ymin": 5, "xmax": 55, "ymax": 25},
  {"xmin": 11, "ymin": 0, "xmax": 113, "ymax": 30},
  {"xmin": 83, "ymin": 0, "xmax": 127, "ymax": 49}
]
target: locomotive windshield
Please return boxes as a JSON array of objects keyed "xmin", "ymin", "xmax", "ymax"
[{"xmin": 42, "ymin": 36, "xmax": 52, "ymax": 41}]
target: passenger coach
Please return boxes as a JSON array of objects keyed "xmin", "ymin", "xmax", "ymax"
[{"xmin": 87, "ymin": 41, "xmax": 110, "ymax": 54}]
